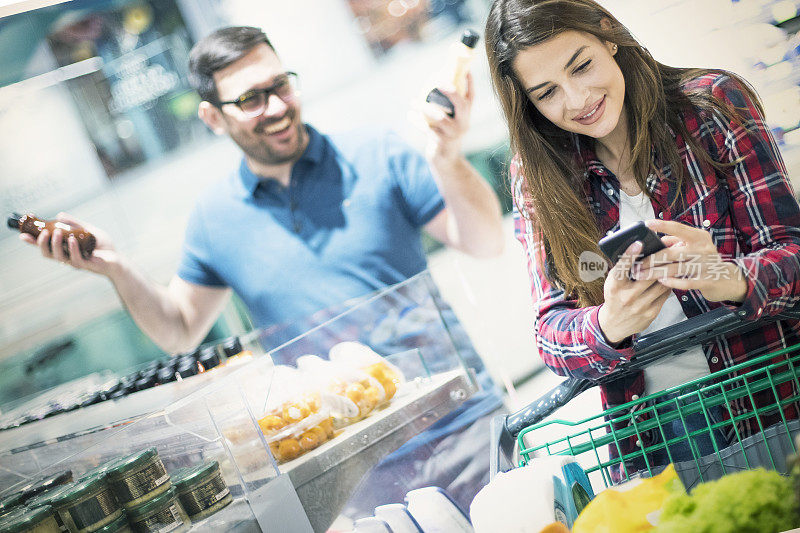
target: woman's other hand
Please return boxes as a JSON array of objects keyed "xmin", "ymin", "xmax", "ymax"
[{"xmin": 598, "ymin": 241, "xmax": 674, "ymax": 345}]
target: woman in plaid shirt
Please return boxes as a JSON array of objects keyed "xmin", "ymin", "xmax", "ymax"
[{"xmin": 485, "ymin": 0, "xmax": 800, "ymax": 476}]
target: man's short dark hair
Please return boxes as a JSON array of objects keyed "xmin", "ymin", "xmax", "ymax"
[{"xmin": 188, "ymin": 26, "xmax": 274, "ymax": 104}]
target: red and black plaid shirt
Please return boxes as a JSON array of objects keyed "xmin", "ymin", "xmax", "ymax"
[{"xmin": 513, "ymin": 72, "xmax": 800, "ymax": 468}]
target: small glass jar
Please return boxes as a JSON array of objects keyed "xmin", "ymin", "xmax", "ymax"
[
  {"xmin": 127, "ymin": 488, "xmax": 190, "ymax": 533},
  {"xmin": 171, "ymin": 461, "xmax": 232, "ymax": 522},
  {"xmin": 24, "ymin": 485, "xmax": 74, "ymax": 532},
  {"xmin": 106, "ymin": 449, "xmax": 170, "ymax": 509},
  {"xmin": 0, "ymin": 505, "xmax": 61, "ymax": 533},
  {"xmin": 51, "ymin": 475, "xmax": 121, "ymax": 532}
]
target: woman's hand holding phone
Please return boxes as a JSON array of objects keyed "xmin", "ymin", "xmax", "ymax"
[{"xmin": 598, "ymin": 241, "xmax": 674, "ymax": 345}]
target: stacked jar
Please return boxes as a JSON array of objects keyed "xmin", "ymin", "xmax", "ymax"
[{"xmin": 106, "ymin": 449, "xmax": 189, "ymax": 533}]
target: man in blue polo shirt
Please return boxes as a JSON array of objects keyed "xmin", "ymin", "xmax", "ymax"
[{"xmin": 25, "ymin": 26, "xmax": 504, "ymax": 517}]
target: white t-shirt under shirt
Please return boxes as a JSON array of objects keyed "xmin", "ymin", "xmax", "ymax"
[{"xmin": 618, "ymin": 190, "xmax": 710, "ymax": 393}]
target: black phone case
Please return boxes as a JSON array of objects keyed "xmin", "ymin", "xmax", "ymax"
[
  {"xmin": 425, "ymin": 88, "xmax": 455, "ymax": 118},
  {"xmin": 598, "ymin": 221, "xmax": 666, "ymax": 265}
]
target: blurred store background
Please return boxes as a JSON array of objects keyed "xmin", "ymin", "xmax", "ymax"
[{"xmin": 1, "ymin": 0, "xmax": 800, "ymax": 410}]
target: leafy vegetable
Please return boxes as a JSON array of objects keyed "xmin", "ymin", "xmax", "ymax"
[{"xmin": 656, "ymin": 468, "xmax": 799, "ymax": 533}]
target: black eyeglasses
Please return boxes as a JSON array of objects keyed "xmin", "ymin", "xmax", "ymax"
[{"xmin": 217, "ymin": 71, "xmax": 298, "ymax": 118}]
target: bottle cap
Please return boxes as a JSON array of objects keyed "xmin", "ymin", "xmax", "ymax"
[
  {"xmin": 7, "ymin": 213, "xmax": 22, "ymax": 229},
  {"xmin": 221, "ymin": 337, "xmax": 243, "ymax": 357},
  {"xmin": 461, "ymin": 29, "xmax": 479, "ymax": 48},
  {"xmin": 176, "ymin": 361, "xmax": 198, "ymax": 378},
  {"xmin": 157, "ymin": 367, "xmax": 176, "ymax": 384},
  {"xmin": 171, "ymin": 461, "xmax": 221, "ymax": 493},
  {"xmin": 198, "ymin": 346, "xmax": 221, "ymax": 370}
]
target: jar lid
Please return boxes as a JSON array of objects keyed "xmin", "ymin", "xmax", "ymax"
[
  {"xmin": 176, "ymin": 362, "xmax": 198, "ymax": 378},
  {"xmin": 171, "ymin": 461, "xmax": 220, "ymax": 492},
  {"xmin": 52, "ymin": 475, "xmax": 107, "ymax": 506},
  {"xmin": 79, "ymin": 459, "xmax": 118, "ymax": 483},
  {"xmin": 143, "ymin": 360, "xmax": 162, "ymax": 373},
  {"xmin": 25, "ymin": 483, "xmax": 73, "ymax": 509},
  {"xmin": 198, "ymin": 347, "xmax": 221, "ymax": 370},
  {"xmin": 177, "ymin": 353, "xmax": 197, "ymax": 366},
  {"xmin": 106, "ymin": 448, "xmax": 158, "ymax": 479},
  {"xmin": 27, "ymin": 470, "xmax": 72, "ymax": 496},
  {"xmin": 221, "ymin": 337, "xmax": 242, "ymax": 357},
  {"xmin": 134, "ymin": 377, "xmax": 154, "ymax": 392},
  {"xmin": 80, "ymin": 392, "xmax": 104, "ymax": 407},
  {"xmin": 127, "ymin": 487, "xmax": 177, "ymax": 521},
  {"xmin": 109, "ymin": 390, "xmax": 127, "ymax": 400},
  {"xmin": 157, "ymin": 367, "xmax": 176, "ymax": 383},
  {"xmin": 0, "ymin": 505, "xmax": 54, "ymax": 532},
  {"xmin": 198, "ymin": 346, "xmax": 218, "ymax": 359},
  {"xmin": 0, "ymin": 492, "xmax": 25, "ymax": 513},
  {"xmin": 93, "ymin": 510, "xmax": 129, "ymax": 533}
]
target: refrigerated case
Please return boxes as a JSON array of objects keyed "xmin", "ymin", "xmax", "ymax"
[{"xmin": 0, "ymin": 272, "xmax": 478, "ymax": 532}]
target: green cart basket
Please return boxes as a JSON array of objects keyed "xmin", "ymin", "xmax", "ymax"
[{"xmin": 490, "ymin": 304, "xmax": 800, "ymax": 492}]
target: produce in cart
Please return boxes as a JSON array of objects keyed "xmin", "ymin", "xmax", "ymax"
[
  {"xmin": 655, "ymin": 468, "xmax": 798, "ymax": 532},
  {"xmin": 572, "ymin": 465, "xmax": 683, "ymax": 532}
]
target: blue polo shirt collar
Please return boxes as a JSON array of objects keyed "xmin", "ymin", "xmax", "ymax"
[{"xmin": 238, "ymin": 124, "xmax": 324, "ymax": 196}]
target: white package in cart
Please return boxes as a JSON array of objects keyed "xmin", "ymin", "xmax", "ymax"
[{"xmin": 470, "ymin": 456, "xmax": 593, "ymax": 532}]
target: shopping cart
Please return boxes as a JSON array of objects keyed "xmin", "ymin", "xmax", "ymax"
[{"xmin": 490, "ymin": 303, "xmax": 800, "ymax": 492}]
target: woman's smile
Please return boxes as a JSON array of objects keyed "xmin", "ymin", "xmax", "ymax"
[{"xmin": 573, "ymin": 95, "xmax": 606, "ymax": 125}]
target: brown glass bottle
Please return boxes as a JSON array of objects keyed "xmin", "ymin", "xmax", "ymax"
[{"xmin": 7, "ymin": 212, "xmax": 96, "ymax": 259}]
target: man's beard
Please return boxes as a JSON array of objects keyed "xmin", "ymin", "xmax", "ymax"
[{"xmin": 231, "ymin": 118, "xmax": 307, "ymax": 166}]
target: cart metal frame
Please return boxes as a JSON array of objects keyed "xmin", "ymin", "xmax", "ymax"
[{"xmin": 491, "ymin": 304, "xmax": 800, "ymax": 489}]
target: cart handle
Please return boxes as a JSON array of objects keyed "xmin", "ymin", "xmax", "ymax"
[{"xmin": 490, "ymin": 302, "xmax": 800, "ymax": 478}]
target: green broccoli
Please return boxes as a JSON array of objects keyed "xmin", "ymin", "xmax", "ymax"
[{"xmin": 656, "ymin": 469, "xmax": 799, "ymax": 533}]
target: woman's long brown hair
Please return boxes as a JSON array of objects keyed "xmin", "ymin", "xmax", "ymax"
[{"xmin": 486, "ymin": 0, "xmax": 762, "ymax": 307}]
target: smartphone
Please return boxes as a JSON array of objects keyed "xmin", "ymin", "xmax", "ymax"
[{"xmin": 598, "ymin": 221, "xmax": 666, "ymax": 266}]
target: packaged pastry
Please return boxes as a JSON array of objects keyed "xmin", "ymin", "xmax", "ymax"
[
  {"xmin": 297, "ymin": 355, "xmax": 387, "ymax": 425},
  {"xmin": 328, "ymin": 342, "xmax": 405, "ymax": 402},
  {"xmin": 257, "ymin": 366, "xmax": 334, "ymax": 463}
]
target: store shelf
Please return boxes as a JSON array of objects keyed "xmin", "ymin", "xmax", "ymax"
[
  {"xmin": 0, "ymin": 273, "xmax": 476, "ymax": 532},
  {"xmin": 0, "ymin": 368, "xmax": 225, "ymax": 454}
]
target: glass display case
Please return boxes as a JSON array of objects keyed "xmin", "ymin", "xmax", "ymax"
[{"xmin": 0, "ymin": 272, "xmax": 477, "ymax": 532}]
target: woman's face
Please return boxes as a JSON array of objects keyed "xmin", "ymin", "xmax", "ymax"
[{"xmin": 512, "ymin": 30, "xmax": 625, "ymax": 142}]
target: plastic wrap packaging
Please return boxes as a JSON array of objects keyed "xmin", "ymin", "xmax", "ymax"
[
  {"xmin": 297, "ymin": 355, "xmax": 388, "ymax": 426},
  {"xmin": 256, "ymin": 366, "xmax": 334, "ymax": 463},
  {"xmin": 328, "ymin": 342, "xmax": 405, "ymax": 404}
]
